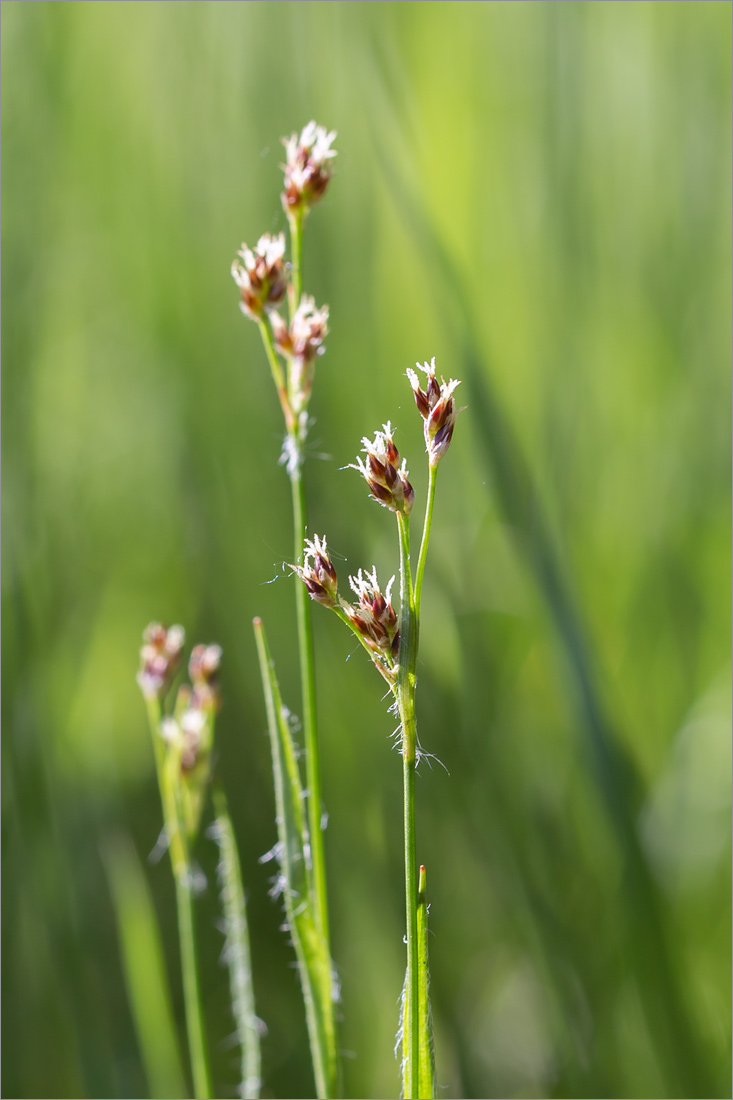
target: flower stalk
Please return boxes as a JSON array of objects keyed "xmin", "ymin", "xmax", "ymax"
[
  {"xmin": 396, "ymin": 511, "xmax": 420, "ymax": 1097},
  {"xmin": 232, "ymin": 122, "xmax": 338, "ymax": 1097},
  {"xmin": 293, "ymin": 357, "xmax": 460, "ymax": 1098},
  {"xmin": 291, "ymin": 462, "xmax": 330, "ymax": 948}
]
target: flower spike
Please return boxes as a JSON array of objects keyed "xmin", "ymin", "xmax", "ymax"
[
  {"xmin": 347, "ymin": 567, "xmax": 400, "ymax": 663},
  {"xmin": 407, "ymin": 357, "xmax": 462, "ymax": 466},
  {"xmin": 231, "ymin": 233, "xmax": 288, "ymax": 319},
  {"xmin": 290, "ymin": 535, "xmax": 339, "ymax": 608},
  {"xmin": 351, "ymin": 423, "xmax": 415, "ymax": 515},
  {"xmin": 281, "ymin": 121, "xmax": 337, "ymax": 215}
]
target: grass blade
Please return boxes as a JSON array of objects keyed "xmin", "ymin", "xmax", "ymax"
[
  {"xmin": 400, "ymin": 865, "xmax": 436, "ymax": 1100},
  {"xmin": 253, "ymin": 617, "xmax": 337, "ymax": 1099},
  {"xmin": 210, "ymin": 786, "xmax": 261, "ymax": 1100},
  {"xmin": 102, "ymin": 834, "xmax": 187, "ymax": 1100},
  {"xmin": 416, "ymin": 866, "xmax": 436, "ymax": 1099}
]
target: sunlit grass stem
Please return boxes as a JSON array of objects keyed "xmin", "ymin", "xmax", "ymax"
[
  {"xmin": 257, "ymin": 319, "xmax": 295, "ymax": 435},
  {"xmin": 255, "ymin": 221, "xmax": 330, "ymax": 947},
  {"xmin": 285, "ymin": 207, "xmax": 330, "ymax": 948},
  {"xmin": 287, "ymin": 209, "xmax": 304, "ymax": 316},
  {"xmin": 396, "ymin": 511, "xmax": 419, "ymax": 1097},
  {"xmin": 291, "ymin": 463, "xmax": 330, "ymax": 947},
  {"xmin": 397, "ymin": 464, "xmax": 439, "ymax": 1099},
  {"xmin": 414, "ymin": 464, "xmax": 437, "ymax": 618},
  {"xmin": 255, "ymin": 206, "xmax": 335, "ymax": 1092}
]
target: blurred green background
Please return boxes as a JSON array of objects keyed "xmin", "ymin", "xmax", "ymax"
[{"xmin": 2, "ymin": 2, "xmax": 731, "ymax": 1098}]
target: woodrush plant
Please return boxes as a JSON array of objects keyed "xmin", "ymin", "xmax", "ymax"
[
  {"xmin": 233, "ymin": 123, "xmax": 462, "ymax": 1099},
  {"xmin": 132, "ymin": 122, "xmax": 460, "ymax": 1100},
  {"xmin": 290, "ymin": 360, "xmax": 461, "ymax": 1100},
  {"xmin": 232, "ymin": 120, "xmax": 338, "ymax": 1099}
]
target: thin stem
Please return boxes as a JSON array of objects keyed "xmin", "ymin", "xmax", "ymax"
[
  {"xmin": 257, "ymin": 319, "xmax": 295, "ymax": 434},
  {"xmin": 145, "ymin": 700, "xmax": 212, "ymax": 1100},
  {"xmin": 175, "ymin": 872, "xmax": 212, "ymax": 1100},
  {"xmin": 397, "ymin": 512, "xmax": 419, "ymax": 1098},
  {"xmin": 402, "ymin": 751, "xmax": 419, "ymax": 1098},
  {"xmin": 396, "ymin": 513, "xmax": 417, "ymax": 750},
  {"xmin": 285, "ymin": 196, "xmax": 330, "ymax": 945},
  {"xmin": 288, "ymin": 209, "xmax": 304, "ymax": 319},
  {"xmin": 291, "ymin": 462, "xmax": 330, "ymax": 950},
  {"xmin": 145, "ymin": 696, "xmax": 166, "ymax": 802},
  {"xmin": 414, "ymin": 463, "xmax": 438, "ymax": 620}
]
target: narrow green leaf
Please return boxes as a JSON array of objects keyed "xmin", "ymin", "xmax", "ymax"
[
  {"xmin": 253, "ymin": 618, "xmax": 337, "ymax": 1099},
  {"xmin": 416, "ymin": 865, "xmax": 436, "ymax": 1099},
  {"xmin": 102, "ymin": 834, "xmax": 187, "ymax": 1100},
  {"xmin": 211, "ymin": 786, "xmax": 261, "ymax": 1100},
  {"xmin": 400, "ymin": 865, "xmax": 436, "ymax": 1100}
]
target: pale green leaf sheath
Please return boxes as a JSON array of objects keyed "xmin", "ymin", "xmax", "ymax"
[
  {"xmin": 211, "ymin": 786, "xmax": 261, "ymax": 1100},
  {"xmin": 254, "ymin": 618, "xmax": 338, "ymax": 1099}
]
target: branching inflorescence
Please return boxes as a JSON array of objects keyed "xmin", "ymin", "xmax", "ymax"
[
  {"xmin": 292, "ymin": 357, "xmax": 462, "ymax": 1099},
  {"xmin": 231, "ymin": 122, "xmax": 339, "ymax": 1100},
  {"xmin": 294, "ymin": 359, "xmax": 462, "ymax": 693},
  {"xmin": 133, "ymin": 122, "xmax": 461, "ymax": 1100}
]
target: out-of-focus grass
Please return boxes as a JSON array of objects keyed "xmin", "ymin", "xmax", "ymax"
[
  {"xmin": 2, "ymin": 3, "xmax": 730, "ymax": 1098},
  {"xmin": 103, "ymin": 835, "xmax": 187, "ymax": 1100}
]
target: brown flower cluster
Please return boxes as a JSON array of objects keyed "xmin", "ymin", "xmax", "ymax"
[
  {"xmin": 281, "ymin": 121, "xmax": 337, "ymax": 215},
  {"xmin": 406, "ymin": 358, "xmax": 462, "ymax": 467},
  {"xmin": 351, "ymin": 423, "xmax": 414, "ymax": 516},
  {"xmin": 231, "ymin": 233, "xmax": 288, "ymax": 319},
  {"xmin": 291, "ymin": 539, "xmax": 398, "ymax": 680},
  {"xmin": 291, "ymin": 536, "xmax": 339, "ymax": 609},
  {"xmin": 346, "ymin": 568, "xmax": 400, "ymax": 663}
]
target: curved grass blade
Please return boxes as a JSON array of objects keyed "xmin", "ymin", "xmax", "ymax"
[
  {"xmin": 210, "ymin": 786, "xmax": 261, "ymax": 1100},
  {"xmin": 253, "ymin": 617, "xmax": 337, "ymax": 1099}
]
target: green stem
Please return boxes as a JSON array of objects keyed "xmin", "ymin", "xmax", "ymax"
[
  {"xmin": 288, "ymin": 209, "xmax": 304, "ymax": 319},
  {"xmin": 145, "ymin": 696, "xmax": 166, "ymax": 802},
  {"xmin": 291, "ymin": 461, "xmax": 330, "ymax": 951},
  {"xmin": 175, "ymin": 872, "xmax": 212, "ymax": 1100},
  {"xmin": 397, "ymin": 512, "xmax": 419, "ymax": 1098},
  {"xmin": 145, "ymin": 699, "xmax": 211, "ymax": 1100},
  {"xmin": 286, "ymin": 205, "xmax": 328, "ymax": 945},
  {"xmin": 257, "ymin": 319, "xmax": 295, "ymax": 434},
  {"xmin": 414, "ymin": 463, "xmax": 438, "ymax": 620}
]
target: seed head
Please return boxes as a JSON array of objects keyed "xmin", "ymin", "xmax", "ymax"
[
  {"xmin": 137, "ymin": 622, "xmax": 185, "ymax": 700},
  {"xmin": 291, "ymin": 535, "xmax": 339, "ymax": 608},
  {"xmin": 270, "ymin": 295, "xmax": 329, "ymax": 414},
  {"xmin": 281, "ymin": 121, "xmax": 337, "ymax": 215},
  {"xmin": 406, "ymin": 357, "xmax": 462, "ymax": 466},
  {"xmin": 346, "ymin": 568, "xmax": 400, "ymax": 662},
  {"xmin": 351, "ymin": 423, "xmax": 414, "ymax": 515},
  {"xmin": 231, "ymin": 233, "xmax": 288, "ymax": 320}
]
